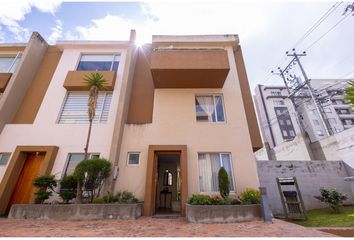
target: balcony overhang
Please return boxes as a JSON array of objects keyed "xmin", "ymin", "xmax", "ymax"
[
  {"xmin": 0, "ymin": 73, "xmax": 12, "ymax": 93},
  {"xmin": 150, "ymin": 49, "xmax": 230, "ymax": 88},
  {"xmin": 63, "ymin": 71, "xmax": 116, "ymax": 91}
]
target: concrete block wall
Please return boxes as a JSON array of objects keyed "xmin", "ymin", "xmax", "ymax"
[{"xmin": 257, "ymin": 160, "xmax": 354, "ymax": 216}]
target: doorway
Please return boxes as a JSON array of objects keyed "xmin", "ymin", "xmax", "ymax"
[
  {"xmin": 155, "ymin": 152, "xmax": 180, "ymax": 216},
  {"xmin": 143, "ymin": 145, "xmax": 187, "ymax": 216}
]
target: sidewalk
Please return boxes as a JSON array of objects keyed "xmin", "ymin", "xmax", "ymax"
[{"xmin": 0, "ymin": 217, "xmax": 336, "ymax": 237}]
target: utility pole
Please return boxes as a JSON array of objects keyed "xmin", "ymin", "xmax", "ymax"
[{"xmin": 275, "ymin": 49, "xmax": 333, "ymax": 138}]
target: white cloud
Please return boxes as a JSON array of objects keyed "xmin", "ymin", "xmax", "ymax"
[
  {"xmin": 48, "ymin": 19, "xmax": 63, "ymax": 44},
  {"xmin": 0, "ymin": 0, "xmax": 62, "ymax": 42},
  {"xmin": 67, "ymin": 14, "xmax": 134, "ymax": 41}
]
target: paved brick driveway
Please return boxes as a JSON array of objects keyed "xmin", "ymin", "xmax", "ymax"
[{"xmin": 0, "ymin": 217, "xmax": 334, "ymax": 237}]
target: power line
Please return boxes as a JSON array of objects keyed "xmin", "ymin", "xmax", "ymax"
[
  {"xmin": 259, "ymin": 2, "xmax": 343, "ymax": 86},
  {"xmin": 305, "ymin": 11, "xmax": 351, "ymax": 51},
  {"xmin": 292, "ymin": 2, "xmax": 343, "ymax": 49}
]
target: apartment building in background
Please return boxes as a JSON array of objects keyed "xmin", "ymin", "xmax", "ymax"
[
  {"xmin": 0, "ymin": 32, "xmax": 262, "ymax": 216},
  {"xmin": 254, "ymin": 79, "xmax": 354, "ymax": 148}
]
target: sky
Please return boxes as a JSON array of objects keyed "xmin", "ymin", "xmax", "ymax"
[{"xmin": 0, "ymin": 0, "xmax": 353, "ymax": 92}]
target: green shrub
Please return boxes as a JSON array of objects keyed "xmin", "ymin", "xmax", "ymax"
[
  {"xmin": 103, "ymin": 192, "xmax": 119, "ymax": 203},
  {"xmin": 314, "ymin": 188, "xmax": 347, "ymax": 213},
  {"xmin": 33, "ymin": 175, "xmax": 57, "ymax": 204},
  {"xmin": 92, "ymin": 197, "xmax": 105, "ymax": 204},
  {"xmin": 74, "ymin": 158, "xmax": 111, "ymax": 202},
  {"xmin": 241, "ymin": 189, "xmax": 261, "ymax": 204},
  {"xmin": 188, "ymin": 194, "xmax": 212, "ymax": 205},
  {"xmin": 218, "ymin": 167, "xmax": 230, "ymax": 199},
  {"xmin": 210, "ymin": 195, "xmax": 223, "ymax": 205},
  {"xmin": 59, "ymin": 175, "xmax": 77, "ymax": 203},
  {"xmin": 116, "ymin": 191, "xmax": 138, "ymax": 204}
]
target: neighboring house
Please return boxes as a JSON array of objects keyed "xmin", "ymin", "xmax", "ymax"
[
  {"xmin": 254, "ymin": 79, "xmax": 354, "ymax": 147},
  {"xmin": 0, "ymin": 32, "xmax": 262, "ymax": 217}
]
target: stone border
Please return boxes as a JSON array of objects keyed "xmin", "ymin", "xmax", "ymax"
[
  {"xmin": 8, "ymin": 203, "xmax": 143, "ymax": 220},
  {"xmin": 186, "ymin": 203, "xmax": 262, "ymax": 223}
]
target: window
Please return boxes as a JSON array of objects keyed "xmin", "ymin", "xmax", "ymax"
[
  {"xmin": 279, "ymin": 119, "xmax": 284, "ymax": 125},
  {"xmin": 127, "ymin": 152, "xmax": 140, "ymax": 165},
  {"xmin": 77, "ymin": 54, "xmax": 120, "ymax": 71},
  {"xmin": 0, "ymin": 153, "xmax": 11, "ymax": 165},
  {"xmin": 313, "ymin": 119, "xmax": 320, "ymax": 125},
  {"xmin": 286, "ymin": 119, "xmax": 291, "ymax": 125},
  {"xmin": 328, "ymin": 118, "xmax": 337, "ymax": 124},
  {"xmin": 58, "ymin": 91, "xmax": 112, "ymax": 124},
  {"xmin": 195, "ymin": 95, "xmax": 225, "ymax": 122},
  {"xmin": 289, "ymin": 130, "xmax": 296, "ymax": 137},
  {"xmin": 339, "ymin": 109, "xmax": 350, "ymax": 114},
  {"xmin": 282, "ymin": 130, "xmax": 288, "ymax": 137},
  {"xmin": 343, "ymin": 119, "xmax": 354, "ymax": 125},
  {"xmin": 324, "ymin": 107, "xmax": 332, "ymax": 113},
  {"xmin": 64, "ymin": 153, "xmax": 100, "ymax": 176},
  {"xmin": 0, "ymin": 56, "xmax": 21, "ymax": 73},
  {"xmin": 334, "ymin": 100, "xmax": 344, "ymax": 105},
  {"xmin": 317, "ymin": 130, "xmax": 324, "ymax": 136},
  {"xmin": 198, "ymin": 153, "xmax": 234, "ymax": 192},
  {"xmin": 270, "ymin": 91, "xmax": 282, "ymax": 96},
  {"xmin": 273, "ymin": 100, "xmax": 285, "ymax": 105}
]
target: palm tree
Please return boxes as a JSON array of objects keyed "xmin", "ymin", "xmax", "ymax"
[
  {"xmin": 76, "ymin": 72, "xmax": 107, "ymax": 203},
  {"xmin": 345, "ymin": 80, "xmax": 354, "ymax": 105}
]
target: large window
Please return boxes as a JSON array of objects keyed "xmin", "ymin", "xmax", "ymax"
[
  {"xmin": 0, "ymin": 56, "xmax": 21, "ymax": 73},
  {"xmin": 58, "ymin": 91, "xmax": 112, "ymax": 124},
  {"xmin": 198, "ymin": 153, "xmax": 234, "ymax": 193},
  {"xmin": 63, "ymin": 153, "xmax": 100, "ymax": 176},
  {"xmin": 195, "ymin": 95, "xmax": 225, "ymax": 122},
  {"xmin": 0, "ymin": 153, "xmax": 11, "ymax": 165},
  {"xmin": 77, "ymin": 55, "xmax": 120, "ymax": 71}
]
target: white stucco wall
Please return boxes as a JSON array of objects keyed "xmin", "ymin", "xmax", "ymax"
[
  {"xmin": 0, "ymin": 46, "xmax": 129, "ymax": 181},
  {"xmin": 115, "ymin": 47, "xmax": 260, "ymax": 200}
]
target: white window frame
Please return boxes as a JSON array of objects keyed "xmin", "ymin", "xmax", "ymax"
[
  {"xmin": 127, "ymin": 152, "xmax": 140, "ymax": 166},
  {"xmin": 75, "ymin": 53, "xmax": 121, "ymax": 71},
  {"xmin": 197, "ymin": 152, "xmax": 235, "ymax": 194},
  {"xmin": 195, "ymin": 94, "xmax": 226, "ymax": 123}
]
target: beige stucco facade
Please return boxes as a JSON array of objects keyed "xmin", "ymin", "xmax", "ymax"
[
  {"xmin": 115, "ymin": 44, "xmax": 260, "ymax": 200},
  {"xmin": 0, "ymin": 32, "xmax": 261, "ymax": 215}
]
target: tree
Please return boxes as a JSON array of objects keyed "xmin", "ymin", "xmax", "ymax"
[
  {"xmin": 345, "ymin": 80, "xmax": 354, "ymax": 105},
  {"xmin": 218, "ymin": 167, "xmax": 230, "ymax": 199},
  {"xmin": 33, "ymin": 175, "xmax": 57, "ymax": 204},
  {"xmin": 74, "ymin": 158, "xmax": 111, "ymax": 203},
  {"xmin": 314, "ymin": 188, "xmax": 347, "ymax": 213},
  {"xmin": 76, "ymin": 72, "xmax": 107, "ymax": 203}
]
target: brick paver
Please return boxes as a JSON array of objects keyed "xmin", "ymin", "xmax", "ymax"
[{"xmin": 0, "ymin": 217, "xmax": 335, "ymax": 237}]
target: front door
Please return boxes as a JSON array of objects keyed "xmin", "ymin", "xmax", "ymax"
[{"xmin": 7, "ymin": 153, "xmax": 44, "ymax": 210}]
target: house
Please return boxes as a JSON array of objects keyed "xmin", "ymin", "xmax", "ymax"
[{"xmin": 0, "ymin": 31, "xmax": 262, "ymax": 216}]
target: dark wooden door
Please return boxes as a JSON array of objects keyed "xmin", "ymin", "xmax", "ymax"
[{"xmin": 8, "ymin": 153, "xmax": 44, "ymax": 208}]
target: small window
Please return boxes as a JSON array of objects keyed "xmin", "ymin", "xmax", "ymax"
[
  {"xmin": 195, "ymin": 95, "xmax": 225, "ymax": 122},
  {"xmin": 317, "ymin": 130, "xmax": 324, "ymax": 136},
  {"xmin": 279, "ymin": 119, "xmax": 284, "ymax": 125},
  {"xmin": 289, "ymin": 130, "xmax": 296, "ymax": 137},
  {"xmin": 77, "ymin": 54, "xmax": 120, "ymax": 71},
  {"xmin": 286, "ymin": 119, "xmax": 291, "ymax": 125},
  {"xmin": 270, "ymin": 91, "xmax": 281, "ymax": 96},
  {"xmin": 0, "ymin": 153, "xmax": 11, "ymax": 165},
  {"xmin": 343, "ymin": 119, "xmax": 354, "ymax": 125},
  {"xmin": 127, "ymin": 153, "xmax": 140, "ymax": 165},
  {"xmin": 273, "ymin": 100, "xmax": 285, "ymax": 106},
  {"xmin": 64, "ymin": 153, "xmax": 100, "ymax": 176},
  {"xmin": 282, "ymin": 130, "xmax": 288, "ymax": 137}
]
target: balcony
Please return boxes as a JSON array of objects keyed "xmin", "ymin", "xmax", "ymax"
[
  {"xmin": 338, "ymin": 113, "xmax": 354, "ymax": 119},
  {"xmin": 150, "ymin": 49, "xmax": 230, "ymax": 88},
  {"xmin": 0, "ymin": 73, "xmax": 12, "ymax": 93},
  {"xmin": 63, "ymin": 71, "xmax": 116, "ymax": 91}
]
